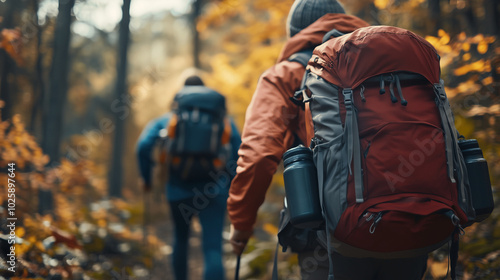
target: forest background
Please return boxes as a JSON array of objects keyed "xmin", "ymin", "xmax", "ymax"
[{"xmin": 0, "ymin": 0, "xmax": 499, "ymax": 279}]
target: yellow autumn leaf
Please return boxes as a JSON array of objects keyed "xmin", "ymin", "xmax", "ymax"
[
  {"xmin": 374, "ymin": 0, "xmax": 389, "ymax": 10},
  {"xmin": 458, "ymin": 32, "xmax": 467, "ymax": 41},
  {"xmin": 439, "ymin": 32, "xmax": 450, "ymax": 45},
  {"xmin": 15, "ymin": 243, "xmax": 30, "ymax": 257},
  {"xmin": 454, "ymin": 59, "xmax": 491, "ymax": 76},
  {"xmin": 15, "ymin": 226, "xmax": 25, "ymax": 238},
  {"xmin": 465, "ymin": 105, "xmax": 489, "ymax": 117},
  {"xmin": 263, "ymin": 222, "xmax": 279, "ymax": 235},
  {"xmin": 463, "ymin": 53, "xmax": 471, "ymax": 61},
  {"xmin": 472, "ymin": 34, "xmax": 485, "ymax": 43},
  {"xmin": 438, "ymin": 45, "xmax": 453, "ymax": 54},
  {"xmin": 454, "ymin": 115, "xmax": 475, "ymax": 138},
  {"xmin": 425, "ymin": 36, "xmax": 439, "ymax": 48},
  {"xmin": 35, "ymin": 240, "xmax": 45, "ymax": 251},
  {"xmin": 486, "ymin": 36, "xmax": 496, "ymax": 44},
  {"xmin": 12, "ymin": 114, "xmax": 21, "ymax": 124},
  {"xmin": 456, "ymin": 79, "xmax": 481, "ymax": 94},
  {"xmin": 97, "ymin": 218, "xmax": 107, "ymax": 227},
  {"xmin": 223, "ymin": 41, "xmax": 244, "ymax": 53},
  {"xmin": 462, "ymin": 42, "xmax": 471, "ymax": 52},
  {"xmin": 430, "ymin": 260, "xmax": 449, "ymax": 278},
  {"xmin": 27, "ymin": 235, "xmax": 37, "ymax": 244},
  {"xmin": 16, "ymin": 158, "xmax": 25, "ymax": 169},
  {"xmin": 482, "ymin": 76, "xmax": 493, "ymax": 86},
  {"xmin": 477, "ymin": 41, "xmax": 489, "ymax": 54},
  {"xmin": 147, "ymin": 234, "xmax": 162, "ymax": 245}
]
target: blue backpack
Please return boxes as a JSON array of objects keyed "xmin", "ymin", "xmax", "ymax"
[{"xmin": 159, "ymin": 86, "xmax": 232, "ymax": 182}]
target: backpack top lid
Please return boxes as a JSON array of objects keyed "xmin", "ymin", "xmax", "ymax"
[
  {"xmin": 173, "ymin": 85, "xmax": 226, "ymax": 115},
  {"xmin": 308, "ymin": 25, "xmax": 441, "ymax": 89}
]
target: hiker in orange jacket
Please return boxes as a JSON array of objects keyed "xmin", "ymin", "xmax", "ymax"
[
  {"xmin": 228, "ymin": 1, "xmax": 428, "ymax": 279},
  {"xmin": 228, "ymin": 0, "xmax": 368, "ymax": 278}
]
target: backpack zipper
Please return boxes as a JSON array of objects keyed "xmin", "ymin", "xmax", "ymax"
[
  {"xmin": 359, "ymin": 85, "xmax": 366, "ymax": 102},
  {"xmin": 394, "ymin": 74, "xmax": 408, "ymax": 106},
  {"xmin": 388, "ymin": 74, "xmax": 398, "ymax": 103},
  {"xmin": 363, "ymin": 212, "xmax": 374, "ymax": 222},
  {"xmin": 369, "ymin": 212, "xmax": 384, "ymax": 234}
]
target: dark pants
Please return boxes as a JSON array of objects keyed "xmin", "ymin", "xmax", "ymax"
[
  {"xmin": 299, "ymin": 247, "xmax": 428, "ymax": 280},
  {"xmin": 169, "ymin": 195, "xmax": 227, "ymax": 280}
]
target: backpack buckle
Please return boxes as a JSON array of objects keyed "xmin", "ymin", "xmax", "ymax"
[
  {"xmin": 433, "ymin": 80, "xmax": 447, "ymax": 100},
  {"xmin": 290, "ymin": 90, "xmax": 305, "ymax": 109},
  {"xmin": 290, "ymin": 88, "xmax": 312, "ymax": 110},
  {"xmin": 342, "ymin": 88, "xmax": 353, "ymax": 106}
]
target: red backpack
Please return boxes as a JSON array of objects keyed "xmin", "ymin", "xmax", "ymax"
[{"xmin": 298, "ymin": 26, "xmax": 476, "ymax": 263}]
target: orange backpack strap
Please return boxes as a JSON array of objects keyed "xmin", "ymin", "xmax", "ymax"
[
  {"xmin": 304, "ymin": 103, "xmax": 314, "ymax": 147},
  {"xmin": 220, "ymin": 118, "xmax": 232, "ymax": 145},
  {"xmin": 167, "ymin": 114, "xmax": 177, "ymax": 139}
]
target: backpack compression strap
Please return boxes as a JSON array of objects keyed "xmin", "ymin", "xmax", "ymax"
[
  {"xmin": 288, "ymin": 49, "xmax": 314, "ymax": 109},
  {"xmin": 433, "ymin": 80, "xmax": 475, "ymax": 222},
  {"xmin": 343, "ymin": 88, "xmax": 364, "ymax": 203}
]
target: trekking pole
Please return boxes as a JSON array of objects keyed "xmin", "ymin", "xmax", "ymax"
[
  {"xmin": 143, "ymin": 188, "xmax": 149, "ymax": 246},
  {"xmin": 234, "ymin": 254, "xmax": 241, "ymax": 280}
]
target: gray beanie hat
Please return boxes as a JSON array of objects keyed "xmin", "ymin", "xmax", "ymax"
[{"xmin": 287, "ymin": 0, "xmax": 345, "ymax": 37}]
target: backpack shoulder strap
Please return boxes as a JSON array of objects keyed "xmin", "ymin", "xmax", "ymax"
[
  {"xmin": 287, "ymin": 49, "xmax": 314, "ymax": 68},
  {"xmin": 322, "ymin": 28, "xmax": 346, "ymax": 43},
  {"xmin": 288, "ymin": 49, "xmax": 314, "ymax": 109}
]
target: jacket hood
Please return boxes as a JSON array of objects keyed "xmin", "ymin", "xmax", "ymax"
[{"xmin": 278, "ymin": 13, "xmax": 370, "ymax": 62}]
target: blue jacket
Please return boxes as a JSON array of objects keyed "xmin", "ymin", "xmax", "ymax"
[{"xmin": 136, "ymin": 112, "xmax": 241, "ymax": 202}]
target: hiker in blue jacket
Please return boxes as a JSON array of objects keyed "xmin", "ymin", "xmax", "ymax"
[{"xmin": 136, "ymin": 74, "xmax": 241, "ymax": 280}]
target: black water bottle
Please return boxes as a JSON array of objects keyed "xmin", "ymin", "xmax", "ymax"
[
  {"xmin": 458, "ymin": 139, "xmax": 494, "ymax": 223},
  {"xmin": 283, "ymin": 145, "xmax": 323, "ymax": 229}
]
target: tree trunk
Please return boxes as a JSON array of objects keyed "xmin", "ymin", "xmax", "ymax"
[
  {"xmin": 463, "ymin": 3, "xmax": 477, "ymax": 35},
  {"xmin": 0, "ymin": 55, "xmax": 12, "ymax": 120},
  {"xmin": 108, "ymin": 0, "xmax": 131, "ymax": 197},
  {"xmin": 428, "ymin": 0, "xmax": 441, "ymax": 35},
  {"xmin": 483, "ymin": 0, "xmax": 500, "ymax": 36},
  {"xmin": 42, "ymin": 0, "xmax": 75, "ymax": 162},
  {"xmin": 192, "ymin": 0, "xmax": 203, "ymax": 68},
  {"xmin": 39, "ymin": 0, "xmax": 75, "ymax": 214},
  {"xmin": 0, "ymin": 0, "xmax": 16, "ymax": 121},
  {"xmin": 29, "ymin": 0, "xmax": 45, "ymax": 137}
]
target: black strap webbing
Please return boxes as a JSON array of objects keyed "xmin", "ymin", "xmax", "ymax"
[{"xmin": 235, "ymin": 254, "xmax": 241, "ymax": 280}]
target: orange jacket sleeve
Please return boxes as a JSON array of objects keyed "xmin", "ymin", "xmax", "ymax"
[{"xmin": 227, "ymin": 60, "xmax": 306, "ymax": 231}]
